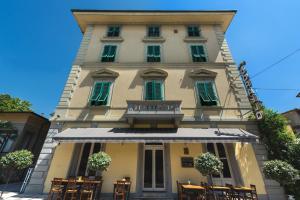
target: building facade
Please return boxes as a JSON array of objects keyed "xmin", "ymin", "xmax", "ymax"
[
  {"xmin": 0, "ymin": 112, "xmax": 50, "ymax": 182},
  {"xmin": 282, "ymin": 108, "xmax": 300, "ymax": 135},
  {"xmin": 25, "ymin": 10, "xmax": 285, "ymax": 199}
]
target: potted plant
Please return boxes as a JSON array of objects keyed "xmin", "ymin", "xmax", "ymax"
[
  {"xmin": 194, "ymin": 152, "xmax": 223, "ymax": 185},
  {"xmin": 87, "ymin": 151, "xmax": 112, "ymax": 176},
  {"xmin": 0, "ymin": 150, "xmax": 33, "ymax": 198},
  {"xmin": 263, "ymin": 160, "xmax": 299, "ymax": 199}
]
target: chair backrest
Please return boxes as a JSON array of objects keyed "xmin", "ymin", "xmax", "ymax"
[
  {"xmin": 176, "ymin": 181, "xmax": 182, "ymax": 194},
  {"xmin": 82, "ymin": 180, "xmax": 94, "ymax": 191},
  {"xmin": 51, "ymin": 178, "xmax": 63, "ymax": 189},
  {"xmin": 66, "ymin": 178, "xmax": 77, "ymax": 190},
  {"xmin": 250, "ymin": 184, "xmax": 258, "ymax": 194},
  {"xmin": 116, "ymin": 180, "xmax": 126, "ymax": 193}
]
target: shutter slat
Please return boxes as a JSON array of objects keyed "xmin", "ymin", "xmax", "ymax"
[
  {"xmin": 206, "ymin": 82, "xmax": 218, "ymax": 101},
  {"xmin": 197, "ymin": 82, "xmax": 210, "ymax": 102},
  {"xmin": 90, "ymin": 83, "xmax": 103, "ymax": 101}
]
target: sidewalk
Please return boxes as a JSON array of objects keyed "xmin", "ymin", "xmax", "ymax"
[
  {"xmin": 0, "ymin": 192, "xmax": 46, "ymax": 200},
  {"xmin": 0, "ymin": 183, "xmax": 46, "ymax": 200}
]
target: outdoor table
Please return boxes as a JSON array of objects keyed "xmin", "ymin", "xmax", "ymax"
[
  {"xmin": 181, "ymin": 184, "xmax": 205, "ymax": 200},
  {"xmin": 113, "ymin": 181, "xmax": 131, "ymax": 200},
  {"xmin": 53, "ymin": 179, "xmax": 102, "ymax": 200},
  {"xmin": 208, "ymin": 186, "xmax": 231, "ymax": 199}
]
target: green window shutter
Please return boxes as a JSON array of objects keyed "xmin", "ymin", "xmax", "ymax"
[
  {"xmin": 205, "ymin": 82, "xmax": 218, "ymax": 101},
  {"xmin": 97, "ymin": 82, "xmax": 111, "ymax": 102},
  {"xmin": 154, "ymin": 81, "xmax": 162, "ymax": 100},
  {"xmin": 102, "ymin": 45, "xmax": 117, "ymax": 62},
  {"xmin": 196, "ymin": 82, "xmax": 210, "ymax": 102},
  {"xmin": 191, "ymin": 46, "xmax": 207, "ymax": 62},
  {"xmin": 90, "ymin": 82, "xmax": 103, "ymax": 101},
  {"xmin": 145, "ymin": 81, "xmax": 154, "ymax": 100}
]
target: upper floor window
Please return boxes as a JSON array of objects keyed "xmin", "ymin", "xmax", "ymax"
[
  {"xmin": 190, "ymin": 45, "xmax": 207, "ymax": 62},
  {"xmin": 187, "ymin": 25, "xmax": 200, "ymax": 37},
  {"xmin": 101, "ymin": 45, "xmax": 117, "ymax": 62},
  {"xmin": 145, "ymin": 80, "xmax": 164, "ymax": 100},
  {"xmin": 148, "ymin": 26, "xmax": 160, "ymax": 37},
  {"xmin": 196, "ymin": 81, "xmax": 219, "ymax": 106},
  {"xmin": 147, "ymin": 45, "xmax": 161, "ymax": 62},
  {"xmin": 207, "ymin": 143, "xmax": 232, "ymax": 179},
  {"xmin": 89, "ymin": 81, "xmax": 112, "ymax": 106},
  {"xmin": 107, "ymin": 25, "xmax": 120, "ymax": 37}
]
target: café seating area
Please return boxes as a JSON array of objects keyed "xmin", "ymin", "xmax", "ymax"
[
  {"xmin": 47, "ymin": 177, "xmax": 131, "ymax": 200},
  {"xmin": 177, "ymin": 181, "xmax": 258, "ymax": 200}
]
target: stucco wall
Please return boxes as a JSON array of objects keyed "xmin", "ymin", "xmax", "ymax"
[
  {"xmin": 102, "ymin": 143, "xmax": 138, "ymax": 193},
  {"xmin": 65, "ymin": 67, "xmax": 240, "ymax": 121},
  {"xmin": 234, "ymin": 143, "xmax": 267, "ymax": 195},
  {"xmin": 43, "ymin": 143, "xmax": 75, "ymax": 193},
  {"xmin": 170, "ymin": 143, "xmax": 207, "ymax": 193},
  {"xmin": 85, "ymin": 24, "xmax": 224, "ymax": 63}
]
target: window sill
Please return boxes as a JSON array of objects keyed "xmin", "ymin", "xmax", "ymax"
[
  {"xmin": 142, "ymin": 37, "xmax": 166, "ymax": 43},
  {"xmin": 196, "ymin": 106, "xmax": 223, "ymax": 110},
  {"xmin": 184, "ymin": 37, "xmax": 207, "ymax": 43},
  {"xmin": 100, "ymin": 37, "xmax": 124, "ymax": 42},
  {"xmin": 88, "ymin": 105, "xmax": 111, "ymax": 109}
]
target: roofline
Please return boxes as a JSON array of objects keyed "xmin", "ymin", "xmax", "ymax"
[
  {"xmin": 0, "ymin": 111, "xmax": 50, "ymax": 121},
  {"xmin": 71, "ymin": 9, "xmax": 237, "ymax": 14},
  {"xmin": 282, "ymin": 108, "xmax": 300, "ymax": 115}
]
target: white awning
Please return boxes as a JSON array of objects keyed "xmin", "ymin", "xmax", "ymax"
[{"xmin": 53, "ymin": 128, "xmax": 258, "ymax": 143}]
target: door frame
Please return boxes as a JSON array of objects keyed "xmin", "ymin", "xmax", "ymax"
[{"xmin": 142, "ymin": 143, "xmax": 166, "ymax": 191}]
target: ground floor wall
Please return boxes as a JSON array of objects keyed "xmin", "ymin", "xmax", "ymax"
[{"xmin": 40, "ymin": 141, "xmax": 268, "ymax": 197}]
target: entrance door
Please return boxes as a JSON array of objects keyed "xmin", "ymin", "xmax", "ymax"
[{"xmin": 143, "ymin": 143, "xmax": 165, "ymax": 191}]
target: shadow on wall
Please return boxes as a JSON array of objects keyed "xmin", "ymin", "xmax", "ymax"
[{"xmin": 129, "ymin": 71, "xmax": 144, "ymax": 89}]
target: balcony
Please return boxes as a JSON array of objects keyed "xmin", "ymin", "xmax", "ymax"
[{"xmin": 125, "ymin": 100, "xmax": 184, "ymax": 126}]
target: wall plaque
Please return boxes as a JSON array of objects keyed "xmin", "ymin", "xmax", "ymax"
[{"xmin": 181, "ymin": 157, "xmax": 194, "ymax": 168}]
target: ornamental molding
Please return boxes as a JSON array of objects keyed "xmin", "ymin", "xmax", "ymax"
[
  {"xmin": 189, "ymin": 69, "xmax": 217, "ymax": 78},
  {"xmin": 91, "ymin": 69, "xmax": 119, "ymax": 78},
  {"xmin": 140, "ymin": 68, "xmax": 168, "ymax": 79}
]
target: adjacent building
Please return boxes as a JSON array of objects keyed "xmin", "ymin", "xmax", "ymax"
[
  {"xmin": 282, "ymin": 108, "xmax": 300, "ymax": 135},
  {"xmin": 25, "ymin": 10, "xmax": 285, "ymax": 199},
  {"xmin": 0, "ymin": 112, "xmax": 50, "ymax": 182}
]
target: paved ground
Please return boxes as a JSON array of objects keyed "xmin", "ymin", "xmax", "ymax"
[
  {"xmin": 0, "ymin": 192, "xmax": 46, "ymax": 200},
  {"xmin": 0, "ymin": 183, "xmax": 46, "ymax": 200}
]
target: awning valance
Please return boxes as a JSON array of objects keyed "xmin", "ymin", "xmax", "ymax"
[{"xmin": 53, "ymin": 128, "xmax": 258, "ymax": 143}]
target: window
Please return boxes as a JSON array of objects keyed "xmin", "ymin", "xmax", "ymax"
[
  {"xmin": 90, "ymin": 81, "xmax": 112, "ymax": 106},
  {"xmin": 77, "ymin": 143, "xmax": 101, "ymax": 176},
  {"xmin": 207, "ymin": 143, "xmax": 232, "ymax": 178},
  {"xmin": 147, "ymin": 45, "xmax": 161, "ymax": 62},
  {"xmin": 191, "ymin": 45, "xmax": 207, "ymax": 62},
  {"xmin": 0, "ymin": 133, "xmax": 16, "ymax": 154},
  {"xmin": 101, "ymin": 45, "xmax": 117, "ymax": 62},
  {"xmin": 187, "ymin": 25, "xmax": 200, "ymax": 37},
  {"xmin": 145, "ymin": 80, "xmax": 164, "ymax": 100},
  {"xmin": 196, "ymin": 81, "xmax": 219, "ymax": 106},
  {"xmin": 107, "ymin": 26, "xmax": 120, "ymax": 37},
  {"xmin": 148, "ymin": 26, "xmax": 160, "ymax": 37}
]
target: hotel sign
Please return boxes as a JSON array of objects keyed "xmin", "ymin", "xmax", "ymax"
[{"xmin": 238, "ymin": 62, "xmax": 263, "ymax": 120}]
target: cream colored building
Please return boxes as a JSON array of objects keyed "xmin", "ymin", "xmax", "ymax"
[{"xmin": 25, "ymin": 10, "xmax": 285, "ymax": 199}]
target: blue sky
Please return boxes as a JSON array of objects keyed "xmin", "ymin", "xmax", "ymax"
[{"xmin": 0, "ymin": 0, "xmax": 299, "ymax": 117}]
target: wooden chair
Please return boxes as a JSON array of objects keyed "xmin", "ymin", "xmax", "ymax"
[
  {"xmin": 250, "ymin": 184, "xmax": 258, "ymax": 200},
  {"xmin": 114, "ymin": 180, "xmax": 127, "ymax": 200},
  {"xmin": 176, "ymin": 181, "xmax": 188, "ymax": 200},
  {"xmin": 80, "ymin": 180, "xmax": 94, "ymax": 200},
  {"xmin": 48, "ymin": 178, "xmax": 64, "ymax": 200},
  {"xmin": 63, "ymin": 178, "xmax": 78, "ymax": 200}
]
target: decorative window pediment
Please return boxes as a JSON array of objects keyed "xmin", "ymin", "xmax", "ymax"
[
  {"xmin": 189, "ymin": 69, "xmax": 217, "ymax": 78},
  {"xmin": 140, "ymin": 68, "xmax": 168, "ymax": 79},
  {"xmin": 91, "ymin": 69, "xmax": 119, "ymax": 78}
]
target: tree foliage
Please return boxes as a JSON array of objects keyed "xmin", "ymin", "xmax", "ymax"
[
  {"xmin": 0, "ymin": 94, "xmax": 32, "ymax": 112},
  {"xmin": 87, "ymin": 152, "xmax": 111, "ymax": 172},
  {"xmin": 194, "ymin": 152, "xmax": 223, "ymax": 177},
  {"xmin": 0, "ymin": 150, "xmax": 33, "ymax": 170},
  {"xmin": 263, "ymin": 160, "xmax": 298, "ymax": 186}
]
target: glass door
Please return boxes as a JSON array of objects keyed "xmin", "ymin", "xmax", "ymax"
[{"xmin": 143, "ymin": 144, "xmax": 165, "ymax": 191}]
